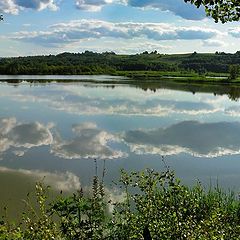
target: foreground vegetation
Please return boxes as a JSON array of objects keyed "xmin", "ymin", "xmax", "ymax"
[{"xmin": 1, "ymin": 168, "xmax": 240, "ymax": 239}]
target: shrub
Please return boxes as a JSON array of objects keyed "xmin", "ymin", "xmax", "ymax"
[{"xmin": 1, "ymin": 168, "xmax": 240, "ymax": 239}]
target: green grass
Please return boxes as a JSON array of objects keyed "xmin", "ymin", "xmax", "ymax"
[
  {"xmin": 1, "ymin": 168, "xmax": 240, "ymax": 239},
  {"xmin": 114, "ymin": 70, "xmax": 240, "ymax": 84},
  {"xmin": 116, "ymin": 70, "xmax": 199, "ymax": 78}
]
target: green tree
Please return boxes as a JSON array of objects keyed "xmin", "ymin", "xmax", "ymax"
[
  {"xmin": 228, "ymin": 64, "xmax": 239, "ymax": 80},
  {"xmin": 185, "ymin": 0, "xmax": 240, "ymax": 23}
]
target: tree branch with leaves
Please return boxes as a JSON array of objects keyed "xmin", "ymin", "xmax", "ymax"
[{"xmin": 185, "ymin": 0, "xmax": 240, "ymax": 23}]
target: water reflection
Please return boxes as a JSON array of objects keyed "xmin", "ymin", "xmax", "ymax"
[
  {"xmin": 124, "ymin": 121, "xmax": 240, "ymax": 157},
  {"xmin": 0, "ymin": 83, "xmax": 221, "ymax": 117},
  {"xmin": 1, "ymin": 78, "xmax": 240, "ymax": 217},
  {"xmin": 0, "ymin": 118, "xmax": 126, "ymax": 160},
  {"xmin": 0, "ymin": 166, "xmax": 81, "ymax": 191},
  {"xmin": 51, "ymin": 122, "xmax": 126, "ymax": 159},
  {"xmin": 0, "ymin": 165, "xmax": 124, "ymax": 219},
  {"xmin": 132, "ymin": 81, "xmax": 240, "ymax": 102},
  {"xmin": 0, "ymin": 118, "xmax": 53, "ymax": 156},
  {"xmin": 0, "ymin": 166, "xmax": 82, "ymax": 219},
  {"xmin": 2, "ymin": 77, "xmax": 240, "ymax": 102}
]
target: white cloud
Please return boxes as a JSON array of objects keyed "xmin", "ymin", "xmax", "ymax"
[
  {"xmin": 13, "ymin": 150, "xmax": 26, "ymax": 156},
  {"xmin": 123, "ymin": 121, "xmax": 240, "ymax": 158},
  {"xmin": 0, "ymin": 0, "xmax": 58, "ymax": 14},
  {"xmin": 74, "ymin": 0, "xmax": 206, "ymax": 21},
  {"xmin": 22, "ymin": 23, "xmax": 32, "ymax": 27},
  {"xmin": 0, "ymin": 117, "xmax": 126, "ymax": 160},
  {"xmin": 8, "ymin": 122, "xmax": 53, "ymax": 148},
  {"xmin": 0, "ymin": 85, "xmax": 219, "ymax": 117},
  {"xmin": 0, "ymin": 117, "xmax": 53, "ymax": 154},
  {"xmin": 49, "ymin": 94, "xmax": 220, "ymax": 117},
  {"xmin": 0, "ymin": 0, "xmax": 206, "ymax": 21},
  {"xmin": 0, "ymin": 0, "xmax": 19, "ymax": 14},
  {"xmin": 126, "ymin": 0, "xmax": 206, "ymax": 20},
  {"xmin": 129, "ymin": 144, "xmax": 187, "ymax": 156},
  {"xmin": 229, "ymin": 28, "xmax": 240, "ymax": 38},
  {"xmin": 51, "ymin": 122, "xmax": 126, "ymax": 160},
  {"xmin": 12, "ymin": 19, "xmax": 221, "ymax": 47},
  {"xmin": 225, "ymin": 106, "xmax": 240, "ymax": 117},
  {"xmin": 16, "ymin": 0, "xmax": 58, "ymax": 10},
  {"xmin": 75, "ymin": 0, "xmax": 113, "ymax": 11},
  {"xmin": 202, "ymin": 39, "xmax": 226, "ymax": 47}
]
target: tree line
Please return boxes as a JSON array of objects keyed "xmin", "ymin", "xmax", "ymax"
[
  {"xmin": 0, "ymin": 52, "xmax": 177, "ymax": 75},
  {"xmin": 0, "ymin": 51, "xmax": 240, "ymax": 75}
]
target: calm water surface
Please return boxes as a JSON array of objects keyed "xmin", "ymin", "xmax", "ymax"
[{"xmin": 1, "ymin": 76, "xmax": 240, "ymax": 216}]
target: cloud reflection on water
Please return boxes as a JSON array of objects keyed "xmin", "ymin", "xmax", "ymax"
[
  {"xmin": 0, "ymin": 165, "xmax": 125, "ymax": 214},
  {"xmin": 0, "ymin": 118, "xmax": 126, "ymax": 160},
  {"xmin": 0, "ymin": 118, "xmax": 53, "ymax": 155},
  {"xmin": 0, "ymin": 166, "xmax": 81, "ymax": 191},
  {"xmin": 1, "ymin": 84, "xmax": 240, "ymax": 160},
  {"xmin": 0, "ymin": 85, "xmax": 221, "ymax": 117},
  {"xmin": 123, "ymin": 121, "xmax": 240, "ymax": 158},
  {"xmin": 1, "ymin": 117, "xmax": 240, "ymax": 159},
  {"xmin": 51, "ymin": 122, "xmax": 126, "ymax": 160}
]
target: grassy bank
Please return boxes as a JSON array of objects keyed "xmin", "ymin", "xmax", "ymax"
[
  {"xmin": 1, "ymin": 71, "xmax": 240, "ymax": 101},
  {"xmin": 0, "ymin": 70, "xmax": 238, "ymax": 85},
  {"xmin": 116, "ymin": 70, "xmax": 240, "ymax": 84},
  {"xmin": 1, "ymin": 168, "xmax": 240, "ymax": 239}
]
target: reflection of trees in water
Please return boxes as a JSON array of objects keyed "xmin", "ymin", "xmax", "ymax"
[
  {"xmin": 2, "ymin": 78, "xmax": 240, "ymax": 101},
  {"xmin": 134, "ymin": 81, "xmax": 240, "ymax": 102},
  {"xmin": 228, "ymin": 87, "xmax": 240, "ymax": 101}
]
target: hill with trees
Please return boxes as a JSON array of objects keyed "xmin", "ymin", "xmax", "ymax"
[{"xmin": 0, "ymin": 51, "xmax": 240, "ymax": 76}]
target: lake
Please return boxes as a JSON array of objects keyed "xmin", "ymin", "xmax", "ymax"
[{"xmin": 1, "ymin": 76, "xmax": 240, "ymax": 218}]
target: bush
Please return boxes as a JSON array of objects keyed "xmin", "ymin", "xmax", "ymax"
[
  {"xmin": 1, "ymin": 168, "xmax": 240, "ymax": 239},
  {"xmin": 229, "ymin": 64, "xmax": 239, "ymax": 80}
]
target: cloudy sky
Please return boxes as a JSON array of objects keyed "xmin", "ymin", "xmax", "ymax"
[{"xmin": 0, "ymin": 0, "xmax": 240, "ymax": 56}]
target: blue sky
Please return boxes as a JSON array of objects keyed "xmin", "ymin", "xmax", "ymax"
[{"xmin": 0, "ymin": 0, "xmax": 240, "ymax": 57}]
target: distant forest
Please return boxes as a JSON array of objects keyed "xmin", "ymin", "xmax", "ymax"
[{"xmin": 0, "ymin": 51, "xmax": 240, "ymax": 75}]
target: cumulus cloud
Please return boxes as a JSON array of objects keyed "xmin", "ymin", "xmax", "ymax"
[
  {"xmin": 0, "ymin": 0, "xmax": 58, "ymax": 14},
  {"xmin": 202, "ymin": 39, "xmax": 226, "ymax": 47},
  {"xmin": 0, "ymin": 0, "xmax": 19, "ymax": 14},
  {"xmin": 8, "ymin": 122, "xmax": 53, "ymax": 148},
  {"xmin": 74, "ymin": 0, "xmax": 206, "ymax": 21},
  {"xmin": 75, "ymin": 0, "xmax": 113, "ymax": 11},
  {"xmin": 12, "ymin": 20, "xmax": 220, "ymax": 47},
  {"xmin": 15, "ymin": 0, "xmax": 58, "ymax": 10},
  {"xmin": 126, "ymin": 0, "xmax": 206, "ymax": 20},
  {"xmin": 0, "ymin": 117, "xmax": 53, "ymax": 155},
  {"xmin": 123, "ymin": 121, "xmax": 240, "ymax": 158},
  {"xmin": 1, "ymin": 0, "xmax": 206, "ymax": 21},
  {"xmin": 51, "ymin": 122, "xmax": 126, "ymax": 160},
  {"xmin": 0, "ymin": 0, "xmax": 205, "ymax": 21},
  {"xmin": 0, "ymin": 117, "xmax": 126, "ymax": 161},
  {"xmin": 228, "ymin": 28, "xmax": 240, "ymax": 38}
]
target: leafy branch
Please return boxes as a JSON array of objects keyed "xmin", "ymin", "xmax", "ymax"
[{"xmin": 185, "ymin": 0, "xmax": 240, "ymax": 23}]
